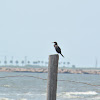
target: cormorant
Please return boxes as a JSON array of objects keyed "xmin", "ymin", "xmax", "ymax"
[{"xmin": 52, "ymin": 42, "xmax": 64, "ymax": 57}]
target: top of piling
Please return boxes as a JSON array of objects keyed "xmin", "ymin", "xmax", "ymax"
[
  {"xmin": 49, "ymin": 54, "xmax": 59, "ymax": 56},
  {"xmin": 49, "ymin": 54, "xmax": 59, "ymax": 60}
]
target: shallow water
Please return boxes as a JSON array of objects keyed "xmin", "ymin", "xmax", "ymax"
[{"xmin": 0, "ymin": 72, "xmax": 100, "ymax": 100}]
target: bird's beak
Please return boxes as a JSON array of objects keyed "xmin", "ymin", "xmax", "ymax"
[{"xmin": 52, "ymin": 42, "xmax": 54, "ymax": 43}]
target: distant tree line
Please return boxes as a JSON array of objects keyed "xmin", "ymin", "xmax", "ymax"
[{"xmin": 0, "ymin": 56, "xmax": 76, "ymax": 68}]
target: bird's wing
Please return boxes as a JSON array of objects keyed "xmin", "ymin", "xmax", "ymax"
[{"xmin": 55, "ymin": 46, "xmax": 61, "ymax": 53}]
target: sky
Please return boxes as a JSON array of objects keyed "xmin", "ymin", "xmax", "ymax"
[{"xmin": 0, "ymin": 0, "xmax": 100, "ymax": 67}]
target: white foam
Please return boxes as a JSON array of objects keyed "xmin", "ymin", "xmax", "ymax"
[
  {"xmin": 57, "ymin": 92, "xmax": 80, "ymax": 98},
  {"xmin": 3, "ymin": 85, "xmax": 10, "ymax": 88},
  {"xmin": 19, "ymin": 98, "xmax": 27, "ymax": 100},
  {"xmin": 0, "ymin": 97, "xmax": 27, "ymax": 100},
  {"xmin": 0, "ymin": 98, "xmax": 10, "ymax": 100},
  {"xmin": 65, "ymin": 91, "xmax": 98, "ymax": 95},
  {"xmin": 91, "ymin": 96, "xmax": 100, "ymax": 100},
  {"xmin": 57, "ymin": 91, "xmax": 98, "ymax": 99}
]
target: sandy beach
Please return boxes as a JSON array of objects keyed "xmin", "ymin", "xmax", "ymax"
[{"xmin": 0, "ymin": 67, "xmax": 100, "ymax": 74}]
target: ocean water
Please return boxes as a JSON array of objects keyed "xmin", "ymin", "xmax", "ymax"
[{"xmin": 0, "ymin": 72, "xmax": 100, "ymax": 100}]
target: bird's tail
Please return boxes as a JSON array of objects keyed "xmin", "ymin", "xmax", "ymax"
[{"xmin": 60, "ymin": 53, "xmax": 64, "ymax": 57}]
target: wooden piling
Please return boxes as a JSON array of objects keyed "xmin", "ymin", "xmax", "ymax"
[{"xmin": 47, "ymin": 54, "xmax": 59, "ymax": 100}]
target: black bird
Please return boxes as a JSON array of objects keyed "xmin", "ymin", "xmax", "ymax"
[{"xmin": 52, "ymin": 42, "xmax": 64, "ymax": 57}]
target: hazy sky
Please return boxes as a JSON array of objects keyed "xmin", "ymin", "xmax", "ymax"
[{"xmin": 0, "ymin": 0, "xmax": 100, "ymax": 67}]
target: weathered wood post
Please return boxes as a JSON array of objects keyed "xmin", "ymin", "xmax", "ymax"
[{"xmin": 47, "ymin": 54, "xmax": 59, "ymax": 100}]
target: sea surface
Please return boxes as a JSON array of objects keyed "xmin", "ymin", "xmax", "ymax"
[{"xmin": 0, "ymin": 72, "xmax": 100, "ymax": 100}]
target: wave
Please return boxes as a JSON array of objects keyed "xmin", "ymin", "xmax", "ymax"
[
  {"xmin": 0, "ymin": 98, "xmax": 12, "ymax": 100},
  {"xmin": 2, "ymin": 85, "xmax": 11, "ymax": 88},
  {"xmin": 0, "ymin": 91, "xmax": 98, "ymax": 100},
  {"xmin": 65, "ymin": 91, "xmax": 98, "ymax": 95},
  {"xmin": 0, "ymin": 98, "xmax": 27, "ymax": 100},
  {"xmin": 19, "ymin": 99, "xmax": 27, "ymax": 100},
  {"xmin": 57, "ymin": 91, "xmax": 98, "ymax": 99}
]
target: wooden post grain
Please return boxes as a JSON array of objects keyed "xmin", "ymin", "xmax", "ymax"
[{"xmin": 47, "ymin": 54, "xmax": 59, "ymax": 100}]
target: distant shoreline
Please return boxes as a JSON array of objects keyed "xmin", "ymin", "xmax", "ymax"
[{"xmin": 0, "ymin": 67, "xmax": 100, "ymax": 75}]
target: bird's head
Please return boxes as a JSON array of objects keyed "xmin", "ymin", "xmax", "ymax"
[{"xmin": 52, "ymin": 42, "xmax": 58, "ymax": 45}]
